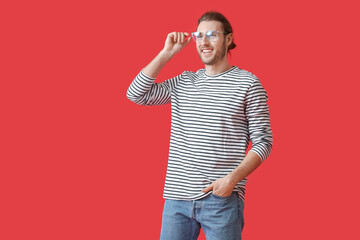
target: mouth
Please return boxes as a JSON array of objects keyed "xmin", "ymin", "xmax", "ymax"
[{"xmin": 201, "ymin": 48, "xmax": 213, "ymax": 56}]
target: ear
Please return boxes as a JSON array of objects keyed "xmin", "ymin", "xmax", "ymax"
[{"xmin": 226, "ymin": 33, "xmax": 233, "ymax": 47}]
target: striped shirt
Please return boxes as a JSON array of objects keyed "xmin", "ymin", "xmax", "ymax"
[{"xmin": 127, "ymin": 66, "xmax": 273, "ymax": 201}]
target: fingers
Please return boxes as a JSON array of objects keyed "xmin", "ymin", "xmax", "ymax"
[
  {"xmin": 202, "ymin": 183, "xmax": 213, "ymax": 193},
  {"xmin": 169, "ymin": 32, "xmax": 190, "ymax": 44}
]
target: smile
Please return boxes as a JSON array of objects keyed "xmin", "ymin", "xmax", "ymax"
[{"xmin": 201, "ymin": 48, "xmax": 213, "ymax": 54}]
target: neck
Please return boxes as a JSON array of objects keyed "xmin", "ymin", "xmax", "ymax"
[{"xmin": 204, "ymin": 57, "xmax": 232, "ymax": 76}]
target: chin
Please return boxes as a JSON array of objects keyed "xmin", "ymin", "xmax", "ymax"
[
  {"xmin": 200, "ymin": 55, "xmax": 215, "ymax": 65},
  {"xmin": 201, "ymin": 56, "xmax": 219, "ymax": 65},
  {"xmin": 202, "ymin": 60, "xmax": 216, "ymax": 65}
]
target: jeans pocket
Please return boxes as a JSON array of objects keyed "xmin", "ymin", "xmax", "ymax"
[{"xmin": 211, "ymin": 192, "xmax": 233, "ymax": 199}]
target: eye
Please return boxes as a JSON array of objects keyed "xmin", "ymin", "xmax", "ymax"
[
  {"xmin": 195, "ymin": 32, "xmax": 203, "ymax": 39},
  {"xmin": 206, "ymin": 31, "xmax": 217, "ymax": 39}
]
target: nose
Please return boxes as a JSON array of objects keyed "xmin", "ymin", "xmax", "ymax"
[
  {"xmin": 198, "ymin": 36, "xmax": 210, "ymax": 48},
  {"xmin": 199, "ymin": 35, "xmax": 209, "ymax": 44}
]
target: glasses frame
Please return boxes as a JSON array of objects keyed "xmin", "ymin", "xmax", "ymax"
[{"xmin": 191, "ymin": 30, "xmax": 226, "ymax": 43}]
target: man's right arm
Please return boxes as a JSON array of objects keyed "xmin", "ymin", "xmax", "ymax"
[{"xmin": 127, "ymin": 32, "xmax": 191, "ymax": 105}]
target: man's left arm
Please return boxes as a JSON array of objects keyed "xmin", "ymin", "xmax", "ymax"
[{"xmin": 202, "ymin": 75, "xmax": 273, "ymax": 197}]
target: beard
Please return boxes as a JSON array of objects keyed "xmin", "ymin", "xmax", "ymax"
[{"xmin": 198, "ymin": 40, "xmax": 227, "ymax": 65}]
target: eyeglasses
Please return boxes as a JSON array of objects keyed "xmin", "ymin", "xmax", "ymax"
[{"xmin": 191, "ymin": 31, "xmax": 226, "ymax": 42}]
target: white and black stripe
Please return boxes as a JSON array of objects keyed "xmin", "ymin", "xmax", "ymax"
[{"xmin": 127, "ymin": 66, "xmax": 273, "ymax": 201}]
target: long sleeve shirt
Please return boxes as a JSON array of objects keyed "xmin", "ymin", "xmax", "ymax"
[{"xmin": 127, "ymin": 66, "xmax": 273, "ymax": 201}]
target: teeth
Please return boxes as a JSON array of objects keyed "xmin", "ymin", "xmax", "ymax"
[{"xmin": 203, "ymin": 49, "xmax": 212, "ymax": 53}]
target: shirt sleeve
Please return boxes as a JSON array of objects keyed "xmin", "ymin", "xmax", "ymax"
[
  {"xmin": 126, "ymin": 71, "xmax": 183, "ymax": 106},
  {"xmin": 245, "ymin": 74, "xmax": 273, "ymax": 161}
]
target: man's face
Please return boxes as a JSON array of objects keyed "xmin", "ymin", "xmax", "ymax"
[{"xmin": 196, "ymin": 20, "xmax": 229, "ymax": 65}]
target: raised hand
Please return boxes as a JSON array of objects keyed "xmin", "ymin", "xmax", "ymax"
[
  {"xmin": 162, "ymin": 32, "xmax": 192, "ymax": 57},
  {"xmin": 141, "ymin": 32, "xmax": 192, "ymax": 78}
]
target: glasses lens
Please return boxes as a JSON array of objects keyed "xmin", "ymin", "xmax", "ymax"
[
  {"xmin": 206, "ymin": 31, "xmax": 218, "ymax": 41},
  {"xmin": 192, "ymin": 32, "xmax": 202, "ymax": 42},
  {"xmin": 192, "ymin": 31, "xmax": 221, "ymax": 42}
]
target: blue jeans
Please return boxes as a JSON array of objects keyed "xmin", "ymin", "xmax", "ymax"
[{"xmin": 160, "ymin": 192, "xmax": 244, "ymax": 240}]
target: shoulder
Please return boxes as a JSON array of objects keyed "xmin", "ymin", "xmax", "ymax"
[
  {"xmin": 232, "ymin": 67, "xmax": 259, "ymax": 82},
  {"xmin": 217, "ymin": 66, "xmax": 259, "ymax": 90},
  {"xmin": 236, "ymin": 68, "xmax": 268, "ymax": 98}
]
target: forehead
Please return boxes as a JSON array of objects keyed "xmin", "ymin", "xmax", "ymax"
[{"xmin": 197, "ymin": 20, "xmax": 223, "ymax": 32}]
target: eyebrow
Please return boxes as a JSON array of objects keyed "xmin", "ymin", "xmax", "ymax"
[{"xmin": 195, "ymin": 30, "xmax": 221, "ymax": 33}]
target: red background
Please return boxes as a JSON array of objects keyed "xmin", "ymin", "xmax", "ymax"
[{"xmin": 1, "ymin": 0, "xmax": 360, "ymax": 239}]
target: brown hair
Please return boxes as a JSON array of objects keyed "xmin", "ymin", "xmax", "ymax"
[{"xmin": 198, "ymin": 11, "xmax": 236, "ymax": 54}]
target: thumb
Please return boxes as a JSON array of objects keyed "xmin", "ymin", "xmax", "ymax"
[
  {"xmin": 186, "ymin": 36, "xmax": 192, "ymax": 44},
  {"xmin": 202, "ymin": 183, "xmax": 213, "ymax": 193},
  {"xmin": 183, "ymin": 36, "xmax": 192, "ymax": 47},
  {"xmin": 184, "ymin": 32, "xmax": 191, "ymax": 43}
]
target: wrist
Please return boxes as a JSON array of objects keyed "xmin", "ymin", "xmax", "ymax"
[
  {"xmin": 159, "ymin": 49, "xmax": 175, "ymax": 60},
  {"xmin": 225, "ymin": 174, "xmax": 238, "ymax": 187}
]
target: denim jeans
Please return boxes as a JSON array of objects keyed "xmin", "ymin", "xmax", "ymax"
[{"xmin": 160, "ymin": 192, "xmax": 244, "ymax": 240}]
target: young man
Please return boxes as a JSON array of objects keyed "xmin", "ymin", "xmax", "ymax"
[{"xmin": 127, "ymin": 11, "xmax": 273, "ymax": 240}]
